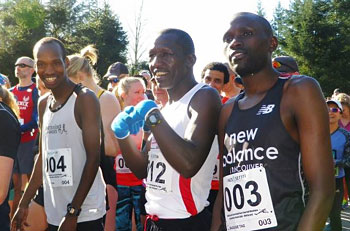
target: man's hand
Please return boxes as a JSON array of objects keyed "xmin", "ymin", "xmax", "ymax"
[
  {"xmin": 57, "ymin": 215, "xmax": 78, "ymax": 231},
  {"xmin": 11, "ymin": 206, "xmax": 29, "ymax": 231}
]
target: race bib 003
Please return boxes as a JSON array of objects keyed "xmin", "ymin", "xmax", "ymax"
[
  {"xmin": 223, "ymin": 166, "xmax": 277, "ymax": 231},
  {"xmin": 45, "ymin": 148, "xmax": 73, "ymax": 187}
]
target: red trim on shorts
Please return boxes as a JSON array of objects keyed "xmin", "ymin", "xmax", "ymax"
[{"xmin": 179, "ymin": 175, "xmax": 198, "ymax": 216}]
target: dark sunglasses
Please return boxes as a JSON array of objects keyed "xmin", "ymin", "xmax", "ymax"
[
  {"xmin": 328, "ymin": 108, "xmax": 341, "ymax": 113},
  {"xmin": 15, "ymin": 63, "xmax": 32, "ymax": 68},
  {"xmin": 109, "ymin": 78, "xmax": 119, "ymax": 83}
]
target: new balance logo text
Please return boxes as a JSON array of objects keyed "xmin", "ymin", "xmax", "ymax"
[{"xmin": 256, "ymin": 104, "xmax": 275, "ymax": 115}]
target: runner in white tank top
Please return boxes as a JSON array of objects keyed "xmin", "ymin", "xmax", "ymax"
[
  {"xmin": 111, "ymin": 29, "xmax": 222, "ymax": 231},
  {"xmin": 12, "ymin": 37, "xmax": 106, "ymax": 231}
]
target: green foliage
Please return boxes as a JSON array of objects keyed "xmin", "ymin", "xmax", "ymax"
[
  {"xmin": 256, "ymin": 0, "xmax": 266, "ymax": 18},
  {"xmin": 272, "ymin": 0, "xmax": 350, "ymax": 95},
  {"xmin": 0, "ymin": 0, "xmax": 128, "ymax": 87},
  {"xmin": 0, "ymin": 0, "xmax": 46, "ymax": 84}
]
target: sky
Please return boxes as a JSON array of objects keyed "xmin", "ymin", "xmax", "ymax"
[{"xmin": 104, "ymin": 0, "xmax": 291, "ymax": 78}]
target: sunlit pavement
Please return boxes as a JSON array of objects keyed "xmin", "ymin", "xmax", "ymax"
[{"xmin": 342, "ymin": 207, "xmax": 350, "ymax": 230}]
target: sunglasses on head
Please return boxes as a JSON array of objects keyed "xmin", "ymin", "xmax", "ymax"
[
  {"xmin": 109, "ymin": 78, "xmax": 119, "ymax": 83},
  {"xmin": 272, "ymin": 60, "xmax": 295, "ymax": 72},
  {"xmin": 15, "ymin": 63, "xmax": 32, "ymax": 68},
  {"xmin": 328, "ymin": 107, "xmax": 341, "ymax": 113}
]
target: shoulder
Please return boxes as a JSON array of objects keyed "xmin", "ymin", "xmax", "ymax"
[
  {"xmin": 76, "ymin": 86, "xmax": 99, "ymax": 102},
  {"xmin": 338, "ymin": 128, "xmax": 350, "ymax": 138},
  {"xmin": 191, "ymin": 85, "xmax": 222, "ymax": 106},
  {"xmin": 38, "ymin": 93, "xmax": 50, "ymax": 109},
  {"xmin": 284, "ymin": 75, "xmax": 321, "ymax": 95},
  {"xmin": 99, "ymin": 90, "xmax": 118, "ymax": 105}
]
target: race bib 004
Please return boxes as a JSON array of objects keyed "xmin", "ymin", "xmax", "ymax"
[
  {"xmin": 45, "ymin": 148, "xmax": 73, "ymax": 187},
  {"xmin": 223, "ymin": 166, "xmax": 277, "ymax": 231}
]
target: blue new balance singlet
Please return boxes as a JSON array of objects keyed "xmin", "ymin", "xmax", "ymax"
[{"xmin": 223, "ymin": 77, "xmax": 306, "ymax": 231}]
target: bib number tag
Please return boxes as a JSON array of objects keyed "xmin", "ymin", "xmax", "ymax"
[
  {"xmin": 146, "ymin": 139, "xmax": 172, "ymax": 192},
  {"xmin": 223, "ymin": 166, "xmax": 277, "ymax": 231},
  {"xmin": 45, "ymin": 148, "xmax": 73, "ymax": 187},
  {"xmin": 213, "ymin": 157, "xmax": 220, "ymax": 181},
  {"xmin": 116, "ymin": 155, "xmax": 132, "ymax": 174}
]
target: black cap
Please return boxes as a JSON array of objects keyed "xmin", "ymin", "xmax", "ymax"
[
  {"xmin": 103, "ymin": 62, "xmax": 129, "ymax": 79},
  {"xmin": 272, "ymin": 56, "xmax": 299, "ymax": 73}
]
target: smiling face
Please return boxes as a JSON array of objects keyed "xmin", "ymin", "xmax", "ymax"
[
  {"xmin": 34, "ymin": 42, "xmax": 69, "ymax": 90},
  {"xmin": 202, "ymin": 69, "xmax": 225, "ymax": 93},
  {"xmin": 148, "ymin": 33, "xmax": 187, "ymax": 90},
  {"xmin": 223, "ymin": 13, "xmax": 276, "ymax": 78},
  {"xmin": 327, "ymin": 102, "xmax": 342, "ymax": 125}
]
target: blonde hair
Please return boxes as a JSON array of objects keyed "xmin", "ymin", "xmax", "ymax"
[
  {"xmin": 113, "ymin": 77, "xmax": 145, "ymax": 110},
  {"xmin": 0, "ymin": 85, "xmax": 20, "ymax": 118},
  {"xmin": 67, "ymin": 45, "xmax": 100, "ymax": 83},
  {"xmin": 335, "ymin": 93, "xmax": 350, "ymax": 107}
]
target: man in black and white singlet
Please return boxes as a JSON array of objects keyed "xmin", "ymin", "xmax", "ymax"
[
  {"xmin": 12, "ymin": 37, "xmax": 106, "ymax": 231},
  {"xmin": 112, "ymin": 29, "xmax": 221, "ymax": 231},
  {"xmin": 211, "ymin": 12, "xmax": 335, "ymax": 231}
]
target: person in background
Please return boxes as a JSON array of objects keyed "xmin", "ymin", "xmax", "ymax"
[
  {"xmin": 334, "ymin": 93, "xmax": 350, "ymax": 209},
  {"xmin": 201, "ymin": 62, "xmax": 229, "ymax": 97},
  {"xmin": 104, "ymin": 62, "xmax": 129, "ymax": 91},
  {"xmin": 272, "ymin": 55, "xmax": 300, "ymax": 75},
  {"xmin": 0, "ymin": 85, "xmax": 21, "ymax": 231},
  {"xmin": 222, "ymin": 63, "xmax": 243, "ymax": 101},
  {"xmin": 10, "ymin": 56, "xmax": 39, "ymax": 218},
  {"xmin": 114, "ymin": 77, "xmax": 146, "ymax": 231},
  {"xmin": 67, "ymin": 44, "xmax": 121, "ymax": 231},
  {"xmin": 324, "ymin": 99, "xmax": 350, "ymax": 231},
  {"xmin": 0, "ymin": 74, "xmax": 11, "ymax": 89}
]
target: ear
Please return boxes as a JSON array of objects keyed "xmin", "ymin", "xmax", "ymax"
[
  {"xmin": 269, "ymin": 36, "xmax": 278, "ymax": 52},
  {"xmin": 64, "ymin": 57, "xmax": 70, "ymax": 68},
  {"xmin": 185, "ymin": 54, "xmax": 196, "ymax": 68},
  {"xmin": 120, "ymin": 91, "xmax": 126, "ymax": 101}
]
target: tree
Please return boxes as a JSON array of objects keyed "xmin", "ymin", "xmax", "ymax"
[
  {"xmin": 256, "ymin": 0, "xmax": 266, "ymax": 18},
  {"xmin": 0, "ymin": 0, "xmax": 46, "ymax": 84},
  {"xmin": 271, "ymin": 1, "xmax": 288, "ymax": 56},
  {"xmin": 273, "ymin": 0, "xmax": 350, "ymax": 95},
  {"xmin": 128, "ymin": 0, "xmax": 149, "ymax": 75},
  {"xmin": 73, "ymin": 2, "xmax": 128, "ymax": 80}
]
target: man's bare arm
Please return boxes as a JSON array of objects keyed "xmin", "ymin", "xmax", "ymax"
[
  {"xmin": 283, "ymin": 77, "xmax": 334, "ymax": 230},
  {"xmin": 69, "ymin": 89, "xmax": 101, "ymax": 210},
  {"xmin": 151, "ymin": 87, "xmax": 221, "ymax": 178}
]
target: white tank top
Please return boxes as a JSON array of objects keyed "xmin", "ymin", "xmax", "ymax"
[
  {"xmin": 42, "ymin": 92, "xmax": 106, "ymax": 225},
  {"xmin": 145, "ymin": 83, "xmax": 217, "ymax": 219}
]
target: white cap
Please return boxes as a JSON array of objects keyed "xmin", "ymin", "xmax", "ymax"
[{"xmin": 326, "ymin": 99, "xmax": 343, "ymax": 112}]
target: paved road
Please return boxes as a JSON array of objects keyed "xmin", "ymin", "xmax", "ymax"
[{"xmin": 342, "ymin": 207, "xmax": 350, "ymax": 230}]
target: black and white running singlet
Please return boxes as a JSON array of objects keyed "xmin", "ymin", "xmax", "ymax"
[{"xmin": 223, "ymin": 77, "xmax": 306, "ymax": 231}]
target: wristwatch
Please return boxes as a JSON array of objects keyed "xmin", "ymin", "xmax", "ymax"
[
  {"xmin": 146, "ymin": 109, "xmax": 162, "ymax": 127},
  {"xmin": 67, "ymin": 203, "xmax": 81, "ymax": 216}
]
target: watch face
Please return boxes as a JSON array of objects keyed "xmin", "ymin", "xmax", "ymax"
[{"xmin": 149, "ymin": 115, "xmax": 157, "ymax": 123}]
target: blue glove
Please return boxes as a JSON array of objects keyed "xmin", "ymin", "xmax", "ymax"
[
  {"xmin": 111, "ymin": 110, "xmax": 131, "ymax": 139},
  {"xmin": 133, "ymin": 100, "xmax": 158, "ymax": 120}
]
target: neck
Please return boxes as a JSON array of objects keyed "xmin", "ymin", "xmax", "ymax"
[
  {"xmin": 167, "ymin": 74, "xmax": 196, "ymax": 103},
  {"xmin": 330, "ymin": 123, "xmax": 339, "ymax": 133},
  {"xmin": 18, "ymin": 77, "xmax": 33, "ymax": 87},
  {"xmin": 51, "ymin": 78, "xmax": 76, "ymax": 103},
  {"xmin": 340, "ymin": 117, "xmax": 350, "ymax": 125},
  {"xmin": 241, "ymin": 67, "xmax": 280, "ymax": 96}
]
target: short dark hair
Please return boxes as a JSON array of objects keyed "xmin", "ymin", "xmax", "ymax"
[
  {"xmin": 233, "ymin": 12, "xmax": 273, "ymax": 37},
  {"xmin": 201, "ymin": 62, "xmax": 230, "ymax": 84},
  {"xmin": 33, "ymin": 37, "xmax": 66, "ymax": 60},
  {"xmin": 160, "ymin": 28, "xmax": 195, "ymax": 55}
]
